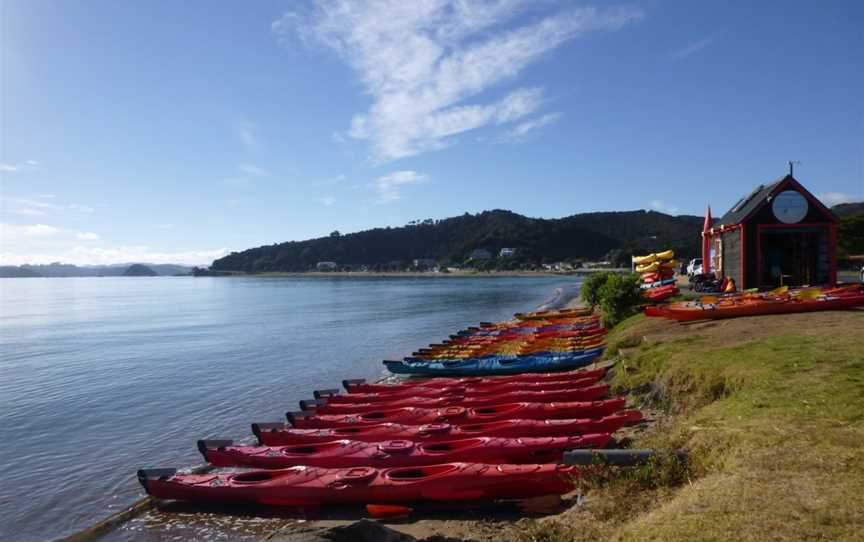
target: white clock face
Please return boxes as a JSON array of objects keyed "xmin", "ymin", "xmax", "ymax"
[{"xmin": 772, "ymin": 190, "xmax": 809, "ymax": 224}]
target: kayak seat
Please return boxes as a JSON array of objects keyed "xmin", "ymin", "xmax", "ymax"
[
  {"xmin": 386, "ymin": 464, "xmax": 458, "ymax": 480},
  {"xmin": 422, "ymin": 438, "xmax": 483, "ymax": 453},
  {"xmin": 332, "ymin": 467, "xmax": 377, "ymax": 486},
  {"xmin": 233, "ymin": 472, "xmax": 274, "ymax": 483}
]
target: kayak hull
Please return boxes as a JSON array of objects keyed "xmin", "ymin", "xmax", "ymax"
[
  {"xmin": 255, "ymin": 411, "xmax": 642, "ymax": 446},
  {"xmin": 325, "ymin": 373, "xmax": 603, "ymax": 404},
  {"xmin": 288, "ymin": 399, "xmax": 627, "ymax": 429},
  {"xmin": 344, "ymin": 366, "xmax": 608, "ymax": 394},
  {"xmin": 647, "ymin": 292, "xmax": 864, "ymax": 321},
  {"xmin": 385, "ymin": 349, "xmax": 604, "ymax": 376},
  {"xmin": 139, "ymin": 462, "xmax": 577, "ymax": 507},
  {"xmin": 200, "ymin": 433, "xmax": 612, "ymax": 469},
  {"xmin": 305, "ymin": 384, "xmax": 610, "ymax": 414}
]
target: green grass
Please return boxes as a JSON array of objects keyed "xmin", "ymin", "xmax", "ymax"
[{"xmin": 517, "ymin": 310, "xmax": 864, "ymax": 541}]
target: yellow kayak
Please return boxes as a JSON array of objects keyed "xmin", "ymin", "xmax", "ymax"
[
  {"xmin": 632, "ymin": 253, "xmax": 656, "ymax": 265},
  {"xmin": 655, "ymin": 249, "xmax": 675, "ymax": 261},
  {"xmin": 633, "ymin": 249, "xmax": 675, "ymax": 266}
]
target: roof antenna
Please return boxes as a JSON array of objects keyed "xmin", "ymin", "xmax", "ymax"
[{"xmin": 788, "ymin": 160, "xmax": 800, "ymax": 176}]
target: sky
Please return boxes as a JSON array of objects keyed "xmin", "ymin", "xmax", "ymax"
[{"xmin": 1, "ymin": 0, "xmax": 862, "ymax": 266}]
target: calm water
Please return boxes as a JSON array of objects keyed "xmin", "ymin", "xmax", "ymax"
[{"xmin": 0, "ymin": 276, "xmax": 575, "ymax": 541}]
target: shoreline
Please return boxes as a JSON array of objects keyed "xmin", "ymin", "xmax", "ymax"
[{"xmin": 195, "ymin": 269, "xmax": 630, "ymax": 278}]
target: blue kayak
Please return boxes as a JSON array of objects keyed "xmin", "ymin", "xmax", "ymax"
[{"xmin": 384, "ymin": 347, "xmax": 605, "ymax": 376}]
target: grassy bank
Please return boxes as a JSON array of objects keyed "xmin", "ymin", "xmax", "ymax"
[{"xmin": 517, "ymin": 309, "xmax": 864, "ymax": 541}]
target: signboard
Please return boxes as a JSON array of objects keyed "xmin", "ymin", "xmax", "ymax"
[{"xmin": 772, "ymin": 190, "xmax": 809, "ymax": 224}]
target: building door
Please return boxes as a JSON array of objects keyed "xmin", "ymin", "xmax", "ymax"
[{"xmin": 759, "ymin": 227, "xmax": 828, "ymax": 288}]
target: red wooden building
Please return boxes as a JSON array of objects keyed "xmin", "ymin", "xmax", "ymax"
[{"xmin": 702, "ymin": 174, "xmax": 838, "ymax": 289}]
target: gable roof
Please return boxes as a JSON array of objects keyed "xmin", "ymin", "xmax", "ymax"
[
  {"xmin": 718, "ymin": 174, "xmax": 839, "ymax": 225},
  {"xmin": 719, "ymin": 176, "xmax": 785, "ymax": 225}
]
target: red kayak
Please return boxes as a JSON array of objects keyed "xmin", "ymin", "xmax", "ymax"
[
  {"xmin": 200, "ymin": 433, "xmax": 612, "ymax": 469},
  {"xmin": 302, "ymin": 384, "xmax": 610, "ymax": 414},
  {"xmin": 254, "ymin": 411, "xmax": 642, "ymax": 446},
  {"xmin": 138, "ymin": 462, "xmax": 576, "ymax": 507},
  {"xmin": 644, "ymin": 284, "xmax": 679, "ymax": 302},
  {"xmin": 343, "ymin": 366, "xmax": 608, "ymax": 394},
  {"xmin": 317, "ymin": 374, "xmax": 602, "ymax": 404},
  {"xmin": 647, "ymin": 291, "xmax": 864, "ymax": 321},
  {"xmin": 287, "ymin": 399, "xmax": 627, "ymax": 429}
]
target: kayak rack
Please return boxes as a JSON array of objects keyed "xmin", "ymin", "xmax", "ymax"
[{"xmin": 563, "ymin": 449, "xmax": 688, "ymax": 467}]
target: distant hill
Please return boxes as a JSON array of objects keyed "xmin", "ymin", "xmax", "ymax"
[
  {"xmin": 0, "ymin": 263, "xmax": 194, "ymax": 278},
  {"xmin": 211, "ymin": 209, "xmax": 706, "ymax": 273},
  {"xmin": 832, "ymin": 202, "xmax": 864, "ymax": 218},
  {"xmin": 0, "ymin": 266, "xmax": 42, "ymax": 278},
  {"xmin": 122, "ymin": 264, "xmax": 158, "ymax": 276}
]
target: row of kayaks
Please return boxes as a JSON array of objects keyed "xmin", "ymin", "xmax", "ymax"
[
  {"xmin": 139, "ymin": 361, "xmax": 641, "ymax": 508},
  {"xmin": 646, "ymin": 284, "xmax": 864, "ymax": 321},
  {"xmin": 385, "ymin": 310, "xmax": 608, "ymax": 376}
]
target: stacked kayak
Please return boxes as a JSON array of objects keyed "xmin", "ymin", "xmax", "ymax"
[
  {"xmin": 646, "ymin": 284, "xmax": 864, "ymax": 321},
  {"xmin": 387, "ymin": 309, "xmax": 607, "ymax": 376},
  {"xmin": 634, "ymin": 249, "xmax": 679, "ymax": 302},
  {"xmin": 139, "ymin": 308, "xmax": 642, "ymax": 512}
]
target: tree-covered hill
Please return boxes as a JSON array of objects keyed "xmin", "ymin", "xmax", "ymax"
[
  {"xmin": 210, "ymin": 209, "xmax": 706, "ymax": 273},
  {"xmin": 832, "ymin": 201, "xmax": 864, "ymax": 219}
]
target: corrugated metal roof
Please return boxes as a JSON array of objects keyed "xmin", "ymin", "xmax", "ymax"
[{"xmin": 718, "ymin": 175, "xmax": 788, "ymax": 225}]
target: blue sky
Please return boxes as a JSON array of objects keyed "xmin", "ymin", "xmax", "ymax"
[{"xmin": 1, "ymin": 0, "xmax": 862, "ymax": 265}]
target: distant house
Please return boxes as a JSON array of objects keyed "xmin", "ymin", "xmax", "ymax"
[
  {"xmin": 413, "ymin": 258, "xmax": 438, "ymax": 270},
  {"xmin": 316, "ymin": 261, "xmax": 337, "ymax": 271},
  {"xmin": 499, "ymin": 248, "xmax": 516, "ymax": 258},
  {"xmin": 468, "ymin": 249, "xmax": 492, "ymax": 260}
]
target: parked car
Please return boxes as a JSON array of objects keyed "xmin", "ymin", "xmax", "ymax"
[
  {"xmin": 860, "ymin": 264, "xmax": 864, "ymax": 284},
  {"xmin": 687, "ymin": 258, "xmax": 703, "ymax": 277}
]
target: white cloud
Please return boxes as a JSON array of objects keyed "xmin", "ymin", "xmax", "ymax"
[
  {"xmin": 238, "ymin": 164, "xmax": 270, "ymax": 176},
  {"xmin": 1, "ymin": 223, "xmax": 63, "ymax": 238},
  {"xmin": 649, "ymin": 200, "xmax": 680, "ymax": 215},
  {"xmin": 0, "ymin": 223, "xmax": 228, "ymax": 265},
  {"xmin": 500, "ymin": 112, "xmax": 562, "ymax": 141},
  {"xmin": 276, "ymin": 1, "xmax": 643, "ymax": 161},
  {"xmin": 3, "ymin": 196, "xmax": 95, "ymax": 217},
  {"xmin": 319, "ymin": 196, "xmax": 337, "ymax": 206},
  {"xmin": 156, "ymin": 223, "xmax": 175, "ymax": 230},
  {"xmin": 372, "ymin": 170, "xmax": 428, "ymax": 203},
  {"xmin": 667, "ymin": 35, "xmax": 715, "ymax": 61},
  {"xmin": 0, "ymin": 160, "xmax": 39, "ymax": 173},
  {"xmin": 818, "ymin": 192, "xmax": 860, "ymax": 207},
  {"xmin": 0, "ymin": 246, "xmax": 230, "ymax": 267}
]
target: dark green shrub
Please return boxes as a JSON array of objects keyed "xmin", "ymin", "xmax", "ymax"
[
  {"xmin": 597, "ymin": 272, "xmax": 642, "ymax": 327},
  {"xmin": 581, "ymin": 271, "xmax": 616, "ymax": 309}
]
